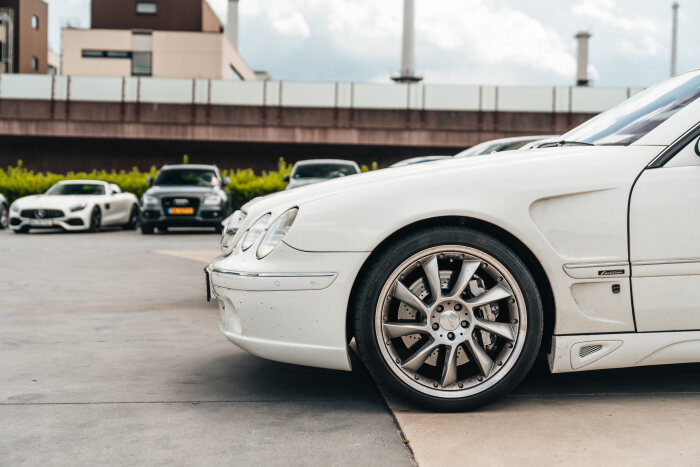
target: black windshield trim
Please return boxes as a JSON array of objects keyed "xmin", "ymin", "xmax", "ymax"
[{"xmin": 648, "ymin": 121, "xmax": 700, "ymax": 168}]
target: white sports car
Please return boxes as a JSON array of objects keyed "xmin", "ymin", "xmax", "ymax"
[
  {"xmin": 9, "ymin": 180, "xmax": 140, "ymax": 233},
  {"xmin": 207, "ymin": 70, "xmax": 700, "ymax": 410}
]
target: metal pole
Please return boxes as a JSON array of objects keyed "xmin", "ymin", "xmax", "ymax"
[
  {"xmin": 671, "ymin": 2, "xmax": 679, "ymax": 77},
  {"xmin": 392, "ymin": 0, "xmax": 421, "ymax": 83},
  {"xmin": 401, "ymin": 0, "xmax": 415, "ymax": 77}
]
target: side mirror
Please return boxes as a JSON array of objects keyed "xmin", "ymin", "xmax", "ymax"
[
  {"xmin": 147, "ymin": 176, "xmax": 154, "ymax": 187},
  {"xmin": 222, "ymin": 176, "xmax": 230, "ymax": 186},
  {"xmin": 283, "ymin": 174, "xmax": 290, "ymax": 182}
]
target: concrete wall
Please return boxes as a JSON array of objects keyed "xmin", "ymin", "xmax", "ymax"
[
  {"xmin": 62, "ymin": 29, "xmax": 132, "ymax": 77},
  {"xmin": 220, "ymin": 34, "xmax": 255, "ymax": 80},
  {"xmin": 151, "ymin": 31, "xmax": 223, "ymax": 79}
]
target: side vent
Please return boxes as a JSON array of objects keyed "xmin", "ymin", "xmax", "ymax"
[
  {"xmin": 579, "ymin": 344, "xmax": 603, "ymax": 358},
  {"xmin": 570, "ymin": 340, "xmax": 623, "ymax": 370}
]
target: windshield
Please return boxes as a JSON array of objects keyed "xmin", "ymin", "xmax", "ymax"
[
  {"xmin": 563, "ymin": 72, "xmax": 700, "ymax": 146},
  {"xmin": 47, "ymin": 183, "xmax": 105, "ymax": 195},
  {"xmin": 292, "ymin": 163, "xmax": 358, "ymax": 179},
  {"xmin": 154, "ymin": 169, "xmax": 219, "ymax": 187}
]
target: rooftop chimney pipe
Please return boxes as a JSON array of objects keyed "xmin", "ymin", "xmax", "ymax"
[
  {"xmin": 226, "ymin": 0, "xmax": 239, "ymax": 50},
  {"xmin": 392, "ymin": 0, "xmax": 422, "ymax": 83},
  {"xmin": 575, "ymin": 31, "xmax": 591, "ymax": 86},
  {"xmin": 671, "ymin": 2, "xmax": 679, "ymax": 77}
]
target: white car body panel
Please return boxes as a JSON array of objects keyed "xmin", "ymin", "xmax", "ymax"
[
  {"xmin": 9, "ymin": 180, "xmax": 138, "ymax": 231},
  {"xmin": 209, "ymin": 71, "xmax": 700, "ymax": 376}
]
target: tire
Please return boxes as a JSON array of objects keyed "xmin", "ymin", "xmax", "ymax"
[
  {"xmin": 123, "ymin": 205, "xmax": 141, "ymax": 230},
  {"xmin": 157, "ymin": 226, "xmax": 168, "ymax": 233},
  {"xmin": 141, "ymin": 224, "xmax": 154, "ymax": 235},
  {"xmin": 88, "ymin": 207, "xmax": 101, "ymax": 233},
  {"xmin": 13, "ymin": 226, "xmax": 29, "ymax": 234},
  {"xmin": 353, "ymin": 226, "xmax": 543, "ymax": 411},
  {"xmin": 0, "ymin": 203, "xmax": 8, "ymax": 229},
  {"xmin": 214, "ymin": 223, "xmax": 224, "ymax": 233}
]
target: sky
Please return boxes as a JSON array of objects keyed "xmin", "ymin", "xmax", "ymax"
[{"xmin": 47, "ymin": 0, "xmax": 699, "ymax": 87}]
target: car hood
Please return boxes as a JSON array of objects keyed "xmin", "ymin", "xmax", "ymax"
[
  {"xmin": 244, "ymin": 148, "xmax": 571, "ymax": 213},
  {"xmin": 13, "ymin": 194, "xmax": 102, "ymax": 209},
  {"xmin": 145, "ymin": 186, "xmax": 220, "ymax": 196},
  {"xmin": 242, "ymin": 145, "xmax": 660, "ymax": 252}
]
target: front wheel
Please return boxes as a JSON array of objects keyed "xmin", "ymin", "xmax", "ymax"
[
  {"xmin": 123, "ymin": 205, "xmax": 140, "ymax": 230},
  {"xmin": 88, "ymin": 207, "xmax": 101, "ymax": 233},
  {"xmin": 353, "ymin": 226, "xmax": 543, "ymax": 411},
  {"xmin": 0, "ymin": 203, "xmax": 8, "ymax": 229}
]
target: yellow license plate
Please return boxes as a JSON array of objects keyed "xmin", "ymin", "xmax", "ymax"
[{"xmin": 169, "ymin": 207, "xmax": 194, "ymax": 215}]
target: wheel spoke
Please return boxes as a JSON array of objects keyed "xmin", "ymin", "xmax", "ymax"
[
  {"xmin": 383, "ymin": 322, "xmax": 428, "ymax": 338},
  {"xmin": 473, "ymin": 317, "xmax": 515, "ymax": 341},
  {"xmin": 393, "ymin": 281, "xmax": 428, "ymax": 313},
  {"xmin": 401, "ymin": 340, "xmax": 439, "ymax": 372},
  {"xmin": 465, "ymin": 338, "xmax": 494, "ymax": 377},
  {"xmin": 440, "ymin": 344, "xmax": 460, "ymax": 388},
  {"xmin": 447, "ymin": 260, "xmax": 481, "ymax": 298},
  {"xmin": 467, "ymin": 283, "xmax": 512, "ymax": 307},
  {"xmin": 422, "ymin": 255, "xmax": 442, "ymax": 303}
]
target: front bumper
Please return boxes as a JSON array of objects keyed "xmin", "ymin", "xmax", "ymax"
[
  {"xmin": 9, "ymin": 212, "xmax": 89, "ymax": 231},
  {"xmin": 207, "ymin": 243, "xmax": 369, "ymax": 371},
  {"xmin": 142, "ymin": 206, "xmax": 225, "ymax": 228}
]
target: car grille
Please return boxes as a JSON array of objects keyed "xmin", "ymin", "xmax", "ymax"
[
  {"xmin": 20, "ymin": 209, "xmax": 65, "ymax": 219},
  {"xmin": 162, "ymin": 197, "xmax": 200, "ymax": 215}
]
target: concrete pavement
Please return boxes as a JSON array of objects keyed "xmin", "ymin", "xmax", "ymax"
[{"xmin": 0, "ymin": 229, "xmax": 413, "ymax": 466}]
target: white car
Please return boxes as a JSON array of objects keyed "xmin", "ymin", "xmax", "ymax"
[
  {"xmin": 283, "ymin": 159, "xmax": 360, "ymax": 190},
  {"xmin": 208, "ymin": 70, "xmax": 700, "ymax": 411},
  {"xmin": 454, "ymin": 135, "xmax": 555, "ymax": 157},
  {"xmin": 9, "ymin": 180, "xmax": 140, "ymax": 233}
]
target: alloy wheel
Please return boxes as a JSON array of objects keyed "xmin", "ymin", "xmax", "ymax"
[{"xmin": 374, "ymin": 245, "xmax": 527, "ymax": 398}]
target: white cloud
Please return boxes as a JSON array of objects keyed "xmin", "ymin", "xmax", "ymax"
[{"xmin": 571, "ymin": 0, "xmax": 661, "ymax": 55}]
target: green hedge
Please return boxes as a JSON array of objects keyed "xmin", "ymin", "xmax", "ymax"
[
  {"xmin": 0, "ymin": 158, "xmax": 292, "ymax": 210},
  {"xmin": 1, "ymin": 157, "xmax": 377, "ymax": 210}
]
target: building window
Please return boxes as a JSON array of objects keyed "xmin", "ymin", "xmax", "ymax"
[
  {"xmin": 31, "ymin": 15, "xmax": 38, "ymax": 29},
  {"xmin": 135, "ymin": 2, "xmax": 157, "ymax": 15},
  {"xmin": 82, "ymin": 50, "xmax": 132, "ymax": 59},
  {"xmin": 131, "ymin": 51, "xmax": 152, "ymax": 76},
  {"xmin": 31, "ymin": 56, "xmax": 38, "ymax": 70},
  {"xmin": 48, "ymin": 65, "xmax": 56, "ymax": 75}
]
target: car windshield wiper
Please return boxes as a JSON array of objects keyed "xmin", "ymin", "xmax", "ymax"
[{"xmin": 537, "ymin": 140, "xmax": 596, "ymax": 148}]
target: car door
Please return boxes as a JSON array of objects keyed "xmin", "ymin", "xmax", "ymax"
[
  {"xmin": 101, "ymin": 184, "xmax": 127, "ymax": 225},
  {"xmin": 629, "ymin": 130, "xmax": 700, "ymax": 331}
]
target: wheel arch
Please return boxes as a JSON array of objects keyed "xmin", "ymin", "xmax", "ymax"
[{"xmin": 346, "ymin": 215, "xmax": 555, "ymax": 352}]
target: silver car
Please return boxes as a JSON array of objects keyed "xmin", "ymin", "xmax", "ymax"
[{"xmin": 284, "ymin": 159, "xmax": 360, "ymax": 190}]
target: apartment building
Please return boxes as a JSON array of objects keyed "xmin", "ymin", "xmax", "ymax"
[
  {"xmin": 0, "ymin": 0, "xmax": 48, "ymax": 74},
  {"xmin": 62, "ymin": 0, "xmax": 255, "ymax": 80}
]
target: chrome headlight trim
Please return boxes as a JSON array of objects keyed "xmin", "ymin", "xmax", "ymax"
[
  {"xmin": 256, "ymin": 208, "xmax": 298, "ymax": 259},
  {"xmin": 70, "ymin": 202, "xmax": 87, "ymax": 212},
  {"xmin": 220, "ymin": 210, "xmax": 247, "ymax": 255},
  {"xmin": 241, "ymin": 213, "xmax": 271, "ymax": 251},
  {"xmin": 203, "ymin": 194, "xmax": 222, "ymax": 206}
]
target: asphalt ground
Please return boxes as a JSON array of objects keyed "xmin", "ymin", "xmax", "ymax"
[{"xmin": 0, "ymin": 228, "xmax": 413, "ymax": 466}]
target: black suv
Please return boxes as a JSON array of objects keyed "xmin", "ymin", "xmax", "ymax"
[{"xmin": 140, "ymin": 164, "xmax": 230, "ymax": 234}]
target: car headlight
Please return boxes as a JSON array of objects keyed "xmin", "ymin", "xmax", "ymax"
[
  {"xmin": 256, "ymin": 208, "xmax": 298, "ymax": 259},
  {"xmin": 70, "ymin": 202, "xmax": 87, "ymax": 212},
  {"xmin": 241, "ymin": 213, "xmax": 271, "ymax": 251},
  {"xmin": 10, "ymin": 203, "xmax": 19, "ymax": 213},
  {"xmin": 204, "ymin": 195, "xmax": 223, "ymax": 206},
  {"xmin": 142, "ymin": 195, "xmax": 157, "ymax": 205},
  {"xmin": 220, "ymin": 210, "xmax": 246, "ymax": 255}
]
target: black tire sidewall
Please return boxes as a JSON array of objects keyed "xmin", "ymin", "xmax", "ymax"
[
  {"xmin": 353, "ymin": 226, "xmax": 543, "ymax": 411},
  {"xmin": 89, "ymin": 208, "xmax": 101, "ymax": 232}
]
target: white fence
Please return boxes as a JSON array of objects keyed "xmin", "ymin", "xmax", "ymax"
[{"xmin": 0, "ymin": 74, "xmax": 644, "ymax": 113}]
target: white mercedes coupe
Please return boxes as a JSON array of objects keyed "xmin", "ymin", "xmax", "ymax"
[
  {"xmin": 207, "ymin": 70, "xmax": 700, "ymax": 410},
  {"xmin": 9, "ymin": 180, "xmax": 140, "ymax": 233}
]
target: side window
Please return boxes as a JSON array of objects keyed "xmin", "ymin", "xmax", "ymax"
[{"xmin": 665, "ymin": 132, "xmax": 700, "ymax": 168}]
